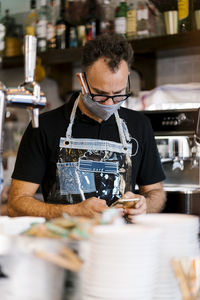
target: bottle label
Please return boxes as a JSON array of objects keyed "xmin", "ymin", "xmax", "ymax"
[
  {"xmin": 47, "ymin": 23, "xmax": 56, "ymax": 40},
  {"xmin": 178, "ymin": 0, "xmax": 189, "ymax": 20},
  {"xmin": 137, "ymin": 7, "xmax": 148, "ymax": 21},
  {"xmin": 115, "ymin": 17, "xmax": 126, "ymax": 34},
  {"xmin": 77, "ymin": 25, "xmax": 86, "ymax": 46},
  {"xmin": 86, "ymin": 22, "xmax": 96, "ymax": 41},
  {"xmin": 56, "ymin": 24, "xmax": 66, "ymax": 36},
  {"xmin": 126, "ymin": 10, "xmax": 137, "ymax": 36},
  {"xmin": 40, "ymin": 0, "xmax": 47, "ymax": 6},
  {"xmin": 38, "ymin": 39, "xmax": 46, "ymax": 49},
  {"xmin": 0, "ymin": 40, "xmax": 4, "ymax": 51},
  {"xmin": 36, "ymin": 20, "xmax": 47, "ymax": 38},
  {"xmin": 137, "ymin": 6, "xmax": 149, "ymax": 35},
  {"xmin": 0, "ymin": 24, "xmax": 5, "ymax": 52}
]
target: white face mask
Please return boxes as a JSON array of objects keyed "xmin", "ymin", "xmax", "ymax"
[{"xmin": 82, "ymin": 93, "xmax": 122, "ymax": 121}]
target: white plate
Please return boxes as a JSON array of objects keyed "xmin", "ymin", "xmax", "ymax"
[{"xmin": 0, "ymin": 216, "xmax": 45, "ymax": 235}]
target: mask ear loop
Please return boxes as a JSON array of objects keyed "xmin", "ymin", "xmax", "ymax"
[{"xmin": 79, "ymin": 73, "xmax": 88, "ymax": 95}]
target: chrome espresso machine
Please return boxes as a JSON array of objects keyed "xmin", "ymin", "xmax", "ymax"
[{"xmin": 144, "ymin": 108, "xmax": 200, "ymax": 215}]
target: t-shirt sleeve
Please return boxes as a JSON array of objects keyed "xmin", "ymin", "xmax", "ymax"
[
  {"xmin": 12, "ymin": 122, "xmax": 48, "ymax": 184},
  {"xmin": 136, "ymin": 116, "xmax": 166, "ymax": 185}
]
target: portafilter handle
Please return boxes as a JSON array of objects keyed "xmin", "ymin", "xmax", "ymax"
[{"xmin": 24, "ymin": 35, "xmax": 37, "ymax": 83}]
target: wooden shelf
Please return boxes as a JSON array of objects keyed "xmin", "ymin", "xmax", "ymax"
[
  {"xmin": 39, "ymin": 47, "xmax": 83, "ymax": 65},
  {"xmin": 39, "ymin": 31, "xmax": 200, "ymax": 65},
  {"xmin": 2, "ymin": 31, "xmax": 200, "ymax": 67},
  {"xmin": 1, "ymin": 55, "xmax": 24, "ymax": 69},
  {"xmin": 38, "ymin": 30, "xmax": 200, "ymax": 65},
  {"xmin": 2, "ymin": 30, "xmax": 200, "ymax": 91},
  {"xmin": 129, "ymin": 30, "xmax": 200, "ymax": 55}
]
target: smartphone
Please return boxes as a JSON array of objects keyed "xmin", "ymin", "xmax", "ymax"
[{"xmin": 111, "ymin": 198, "xmax": 140, "ymax": 209}]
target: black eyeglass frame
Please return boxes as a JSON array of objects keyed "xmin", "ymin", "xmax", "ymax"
[{"xmin": 83, "ymin": 72, "xmax": 133, "ymax": 104}]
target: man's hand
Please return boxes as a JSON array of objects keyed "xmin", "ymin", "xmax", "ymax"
[
  {"xmin": 8, "ymin": 179, "xmax": 109, "ymax": 219},
  {"xmin": 75, "ymin": 197, "xmax": 108, "ymax": 218},
  {"xmin": 121, "ymin": 191, "xmax": 147, "ymax": 223},
  {"xmin": 118, "ymin": 182, "xmax": 166, "ymax": 223}
]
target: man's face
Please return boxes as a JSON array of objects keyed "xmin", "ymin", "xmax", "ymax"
[{"xmin": 84, "ymin": 58, "xmax": 129, "ymax": 106}]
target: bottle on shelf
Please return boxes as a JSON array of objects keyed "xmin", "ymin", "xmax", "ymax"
[
  {"xmin": 178, "ymin": 0, "xmax": 194, "ymax": 32},
  {"xmin": 0, "ymin": 1, "xmax": 5, "ymax": 59},
  {"xmin": 56, "ymin": 0, "xmax": 68, "ymax": 49},
  {"xmin": 114, "ymin": 1, "xmax": 128, "ymax": 35},
  {"xmin": 47, "ymin": 0, "xmax": 56, "ymax": 49},
  {"xmin": 194, "ymin": 0, "xmax": 200, "ymax": 30},
  {"xmin": 2, "ymin": 9, "xmax": 15, "ymax": 37},
  {"xmin": 126, "ymin": 2, "xmax": 137, "ymax": 38},
  {"xmin": 100, "ymin": 0, "xmax": 115, "ymax": 34},
  {"xmin": 36, "ymin": 0, "xmax": 48, "ymax": 52},
  {"xmin": 69, "ymin": 26, "xmax": 78, "ymax": 47},
  {"xmin": 77, "ymin": 25, "xmax": 86, "ymax": 46},
  {"xmin": 2, "ymin": 10, "xmax": 22, "ymax": 57},
  {"xmin": 25, "ymin": 0, "xmax": 37, "ymax": 36},
  {"xmin": 85, "ymin": 0, "xmax": 100, "ymax": 41},
  {"xmin": 137, "ymin": 1, "xmax": 149, "ymax": 37}
]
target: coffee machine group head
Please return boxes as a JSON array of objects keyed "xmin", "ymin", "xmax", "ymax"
[{"xmin": 144, "ymin": 109, "xmax": 200, "ymax": 187}]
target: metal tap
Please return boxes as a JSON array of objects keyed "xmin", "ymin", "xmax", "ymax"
[
  {"xmin": 6, "ymin": 35, "xmax": 46, "ymax": 127},
  {"xmin": 0, "ymin": 35, "xmax": 47, "ymax": 206},
  {"xmin": 0, "ymin": 35, "xmax": 46, "ymax": 148}
]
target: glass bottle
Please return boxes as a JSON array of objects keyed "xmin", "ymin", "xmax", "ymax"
[
  {"xmin": 47, "ymin": 0, "xmax": 56, "ymax": 49},
  {"xmin": 36, "ymin": 0, "xmax": 48, "ymax": 52},
  {"xmin": 114, "ymin": 1, "xmax": 129, "ymax": 35},
  {"xmin": 2, "ymin": 9, "xmax": 15, "ymax": 37},
  {"xmin": 25, "ymin": 0, "xmax": 37, "ymax": 36},
  {"xmin": 85, "ymin": 0, "xmax": 100, "ymax": 41},
  {"xmin": 137, "ymin": 1, "xmax": 149, "ymax": 37},
  {"xmin": 0, "ymin": 2, "xmax": 5, "ymax": 59},
  {"xmin": 2, "ymin": 10, "xmax": 20, "ymax": 57},
  {"xmin": 56, "ymin": 0, "xmax": 67, "ymax": 49},
  {"xmin": 100, "ymin": 0, "xmax": 114, "ymax": 34},
  {"xmin": 178, "ymin": 0, "xmax": 194, "ymax": 32},
  {"xmin": 126, "ymin": 2, "xmax": 137, "ymax": 38},
  {"xmin": 69, "ymin": 26, "xmax": 78, "ymax": 47}
]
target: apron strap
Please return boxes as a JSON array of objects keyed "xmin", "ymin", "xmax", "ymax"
[
  {"xmin": 114, "ymin": 110, "xmax": 131, "ymax": 150},
  {"xmin": 65, "ymin": 96, "xmax": 132, "ymax": 151},
  {"xmin": 66, "ymin": 96, "xmax": 80, "ymax": 140}
]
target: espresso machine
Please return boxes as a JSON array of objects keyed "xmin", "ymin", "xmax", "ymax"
[
  {"xmin": 0, "ymin": 35, "xmax": 46, "ymax": 210},
  {"xmin": 144, "ymin": 109, "xmax": 200, "ymax": 215}
]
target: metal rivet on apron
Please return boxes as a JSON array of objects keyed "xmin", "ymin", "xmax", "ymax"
[
  {"xmin": 124, "ymin": 147, "xmax": 128, "ymax": 151},
  {"xmin": 65, "ymin": 141, "xmax": 70, "ymax": 145}
]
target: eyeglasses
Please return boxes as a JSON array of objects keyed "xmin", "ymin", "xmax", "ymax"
[{"xmin": 83, "ymin": 72, "xmax": 132, "ymax": 104}]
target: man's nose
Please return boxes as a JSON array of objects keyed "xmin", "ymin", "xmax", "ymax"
[{"xmin": 103, "ymin": 97, "xmax": 114, "ymax": 105}]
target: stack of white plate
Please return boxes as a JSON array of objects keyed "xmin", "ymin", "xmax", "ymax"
[
  {"xmin": 0, "ymin": 216, "xmax": 45, "ymax": 255},
  {"xmin": 134, "ymin": 214, "xmax": 200, "ymax": 300},
  {"xmin": 82, "ymin": 224, "xmax": 162, "ymax": 300}
]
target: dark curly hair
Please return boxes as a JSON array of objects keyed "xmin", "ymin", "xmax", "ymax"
[{"xmin": 82, "ymin": 33, "xmax": 134, "ymax": 72}]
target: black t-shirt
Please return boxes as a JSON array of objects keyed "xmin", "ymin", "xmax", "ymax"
[{"xmin": 12, "ymin": 93, "xmax": 165, "ymax": 202}]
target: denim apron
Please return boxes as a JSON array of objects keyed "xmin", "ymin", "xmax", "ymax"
[{"xmin": 49, "ymin": 97, "xmax": 133, "ymax": 206}]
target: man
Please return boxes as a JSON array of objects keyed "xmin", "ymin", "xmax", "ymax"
[{"xmin": 8, "ymin": 33, "xmax": 166, "ymax": 222}]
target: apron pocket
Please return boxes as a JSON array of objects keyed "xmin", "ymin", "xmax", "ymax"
[{"xmin": 57, "ymin": 162, "xmax": 96, "ymax": 195}]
